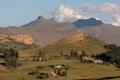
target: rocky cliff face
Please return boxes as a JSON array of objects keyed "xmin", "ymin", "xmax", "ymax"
[
  {"xmin": 0, "ymin": 33, "xmax": 34, "ymax": 44},
  {"xmin": 8, "ymin": 34, "xmax": 34, "ymax": 44}
]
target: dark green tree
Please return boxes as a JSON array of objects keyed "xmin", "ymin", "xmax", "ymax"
[
  {"xmin": 4, "ymin": 48, "xmax": 19, "ymax": 67},
  {"xmin": 81, "ymin": 50, "xmax": 87, "ymax": 57},
  {"xmin": 74, "ymin": 50, "xmax": 78, "ymax": 57},
  {"xmin": 60, "ymin": 51, "xmax": 63, "ymax": 57},
  {"xmin": 70, "ymin": 50, "xmax": 74, "ymax": 57}
]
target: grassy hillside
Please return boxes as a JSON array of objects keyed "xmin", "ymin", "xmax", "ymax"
[{"xmin": 39, "ymin": 33, "xmax": 107, "ymax": 56}]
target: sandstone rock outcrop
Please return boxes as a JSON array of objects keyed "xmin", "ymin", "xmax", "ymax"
[{"xmin": 0, "ymin": 32, "xmax": 34, "ymax": 44}]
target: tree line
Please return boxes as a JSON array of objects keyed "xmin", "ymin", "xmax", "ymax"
[{"xmin": 96, "ymin": 44, "xmax": 120, "ymax": 65}]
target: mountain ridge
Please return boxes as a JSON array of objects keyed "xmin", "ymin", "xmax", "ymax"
[
  {"xmin": 0, "ymin": 16, "xmax": 120, "ymax": 45},
  {"xmin": 0, "ymin": 16, "xmax": 77, "ymax": 44},
  {"xmin": 73, "ymin": 18, "xmax": 103, "ymax": 28},
  {"xmin": 77, "ymin": 24, "xmax": 120, "ymax": 45}
]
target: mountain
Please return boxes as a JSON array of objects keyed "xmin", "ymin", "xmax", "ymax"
[
  {"xmin": 77, "ymin": 24, "xmax": 120, "ymax": 45},
  {"xmin": 73, "ymin": 18, "xmax": 103, "ymax": 28},
  {"xmin": 39, "ymin": 33, "xmax": 106, "ymax": 55},
  {"xmin": 0, "ymin": 16, "xmax": 76, "ymax": 45}
]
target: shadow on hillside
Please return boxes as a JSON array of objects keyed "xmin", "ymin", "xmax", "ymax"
[
  {"xmin": 74, "ymin": 76, "xmax": 120, "ymax": 80},
  {"xmin": 0, "ymin": 63, "xmax": 5, "ymax": 66}
]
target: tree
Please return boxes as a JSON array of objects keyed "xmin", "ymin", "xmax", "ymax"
[
  {"xmin": 70, "ymin": 50, "xmax": 74, "ymax": 57},
  {"xmin": 74, "ymin": 50, "xmax": 78, "ymax": 57},
  {"xmin": 81, "ymin": 50, "xmax": 87, "ymax": 57},
  {"xmin": 91, "ymin": 54, "xmax": 95, "ymax": 58},
  {"xmin": 70, "ymin": 50, "xmax": 78, "ymax": 57},
  {"xmin": 60, "ymin": 51, "xmax": 63, "ymax": 57},
  {"xmin": 38, "ymin": 50, "xmax": 45, "ymax": 58},
  {"xmin": 4, "ymin": 48, "xmax": 19, "ymax": 67}
]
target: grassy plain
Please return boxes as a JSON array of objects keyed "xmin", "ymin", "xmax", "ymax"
[{"xmin": 0, "ymin": 57, "xmax": 120, "ymax": 80}]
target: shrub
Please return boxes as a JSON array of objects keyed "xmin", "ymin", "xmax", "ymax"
[
  {"xmin": 37, "ymin": 73, "xmax": 49, "ymax": 79},
  {"xmin": 35, "ymin": 66, "xmax": 44, "ymax": 69},
  {"xmin": 28, "ymin": 71, "xmax": 38, "ymax": 75}
]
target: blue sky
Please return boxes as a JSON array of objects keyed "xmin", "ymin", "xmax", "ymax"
[{"xmin": 0, "ymin": 0, "xmax": 120, "ymax": 27}]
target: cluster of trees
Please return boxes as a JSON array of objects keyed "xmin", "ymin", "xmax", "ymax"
[
  {"xmin": 33, "ymin": 50, "xmax": 46, "ymax": 61},
  {"xmin": 70, "ymin": 50, "xmax": 78, "ymax": 57},
  {"xmin": 96, "ymin": 44, "xmax": 120, "ymax": 65},
  {"xmin": 4, "ymin": 48, "xmax": 19, "ymax": 67},
  {"xmin": 70, "ymin": 49, "xmax": 87, "ymax": 57}
]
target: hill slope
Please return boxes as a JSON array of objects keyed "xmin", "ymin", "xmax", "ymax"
[
  {"xmin": 40, "ymin": 33, "xmax": 107, "ymax": 55},
  {"xmin": 0, "ymin": 16, "xmax": 76, "ymax": 44},
  {"xmin": 77, "ymin": 24, "xmax": 120, "ymax": 45}
]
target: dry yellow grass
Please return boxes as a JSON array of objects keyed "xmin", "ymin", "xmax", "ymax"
[
  {"xmin": 39, "ymin": 33, "xmax": 107, "ymax": 56},
  {"xmin": 0, "ymin": 58, "xmax": 120, "ymax": 80}
]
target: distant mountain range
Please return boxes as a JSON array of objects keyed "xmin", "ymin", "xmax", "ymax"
[
  {"xmin": 0, "ymin": 16, "xmax": 76, "ymax": 44},
  {"xmin": 0, "ymin": 16, "xmax": 120, "ymax": 46},
  {"xmin": 77, "ymin": 24, "xmax": 120, "ymax": 45},
  {"xmin": 73, "ymin": 18, "xmax": 103, "ymax": 28},
  {"xmin": 72, "ymin": 18, "xmax": 120, "ymax": 45}
]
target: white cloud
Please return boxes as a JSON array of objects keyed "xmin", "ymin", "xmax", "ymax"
[
  {"xmin": 99, "ymin": 3, "xmax": 120, "ymax": 13},
  {"xmin": 83, "ymin": 3, "xmax": 120, "ymax": 13},
  {"xmin": 54, "ymin": 4, "xmax": 89, "ymax": 22},
  {"xmin": 112, "ymin": 14, "xmax": 120, "ymax": 26},
  {"xmin": 83, "ymin": 3, "xmax": 120, "ymax": 26},
  {"xmin": 53, "ymin": 3, "xmax": 120, "ymax": 26}
]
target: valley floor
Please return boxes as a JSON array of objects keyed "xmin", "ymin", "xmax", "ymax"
[{"xmin": 0, "ymin": 58, "xmax": 120, "ymax": 80}]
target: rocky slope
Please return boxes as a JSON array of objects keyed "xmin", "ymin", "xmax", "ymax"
[
  {"xmin": 8, "ymin": 34, "xmax": 34, "ymax": 44},
  {"xmin": 0, "ymin": 33, "xmax": 34, "ymax": 44},
  {"xmin": 0, "ymin": 32, "xmax": 35, "ymax": 50}
]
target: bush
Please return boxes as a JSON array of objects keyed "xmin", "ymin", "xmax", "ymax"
[
  {"xmin": 35, "ymin": 66, "xmax": 44, "ymax": 69},
  {"xmin": 37, "ymin": 73, "xmax": 49, "ymax": 79},
  {"xmin": 60, "ymin": 70, "xmax": 67, "ymax": 76},
  {"xmin": 37, "ymin": 75, "xmax": 47, "ymax": 79},
  {"xmin": 28, "ymin": 71, "xmax": 38, "ymax": 75}
]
